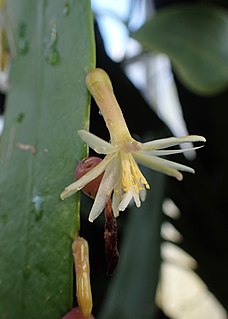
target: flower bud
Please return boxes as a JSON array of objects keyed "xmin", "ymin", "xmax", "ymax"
[
  {"xmin": 62, "ymin": 307, "xmax": 94, "ymax": 319},
  {"xmin": 72, "ymin": 236, "xmax": 93, "ymax": 319},
  {"xmin": 75, "ymin": 156, "xmax": 103, "ymax": 198}
]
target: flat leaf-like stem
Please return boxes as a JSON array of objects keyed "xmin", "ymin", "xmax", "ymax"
[{"xmin": 0, "ymin": 1, "xmax": 95, "ymax": 318}]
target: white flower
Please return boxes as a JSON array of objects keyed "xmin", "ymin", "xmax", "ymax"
[{"xmin": 60, "ymin": 68, "xmax": 206, "ymax": 222}]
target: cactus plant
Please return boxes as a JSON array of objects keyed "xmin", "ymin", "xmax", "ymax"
[{"xmin": 0, "ymin": 1, "xmax": 95, "ymax": 318}]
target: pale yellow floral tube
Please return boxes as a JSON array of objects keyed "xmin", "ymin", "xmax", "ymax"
[{"xmin": 85, "ymin": 68, "xmax": 132, "ymax": 144}]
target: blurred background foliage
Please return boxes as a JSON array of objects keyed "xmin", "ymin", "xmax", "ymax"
[
  {"xmin": 86, "ymin": 0, "xmax": 228, "ymax": 318},
  {"xmin": 0, "ymin": 0, "xmax": 228, "ymax": 318}
]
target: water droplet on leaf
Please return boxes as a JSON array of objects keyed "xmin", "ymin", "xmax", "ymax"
[
  {"xmin": 44, "ymin": 22, "xmax": 60, "ymax": 65},
  {"xmin": 49, "ymin": 22, "xmax": 57, "ymax": 47},
  {"xmin": 48, "ymin": 48, "xmax": 59, "ymax": 65},
  {"xmin": 18, "ymin": 38, "xmax": 29, "ymax": 54},
  {"xmin": 18, "ymin": 24, "xmax": 29, "ymax": 55},
  {"xmin": 32, "ymin": 195, "xmax": 43, "ymax": 221},
  {"xmin": 16, "ymin": 112, "xmax": 25, "ymax": 123},
  {"xmin": 63, "ymin": 2, "xmax": 71, "ymax": 16}
]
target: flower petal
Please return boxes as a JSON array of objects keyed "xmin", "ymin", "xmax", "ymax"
[
  {"xmin": 141, "ymin": 135, "xmax": 206, "ymax": 151},
  {"xmin": 88, "ymin": 155, "xmax": 120, "ymax": 222},
  {"xmin": 112, "ymin": 188, "xmax": 122, "ymax": 218},
  {"xmin": 142, "ymin": 145, "xmax": 204, "ymax": 156},
  {"xmin": 152, "ymin": 156, "xmax": 195, "ymax": 173},
  {"xmin": 60, "ymin": 154, "xmax": 114, "ymax": 200},
  {"xmin": 137, "ymin": 155, "xmax": 195, "ymax": 174},
  {"xmin": 78, "ymin": 130, "xmax": 117, "ymax": 154},
  {"xmin": 133, "ymin": 151, "xmax": 184, "ymax": 181},
  {"xmin": 139, "ymin": 187, "xmax": 147, "ymax": 202},
  {"xmin": 132, "ymin": 190, "xmax": 141, "ymax": 208},
  {"xmin": 118, "ymin": 189, "xmax": 134, "ymax": 211},
  {"xmin": 118, "ymin": 187, "xmax": 142, "ymax": 211}
]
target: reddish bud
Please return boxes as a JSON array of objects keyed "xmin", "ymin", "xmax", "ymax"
[
  {"xmin": 62, "ymin": 307, "xmax": 94, "ymax": 319},
  {"xmin": 75, "ymin": 156, "xmax": 103, "ymax": 199}
]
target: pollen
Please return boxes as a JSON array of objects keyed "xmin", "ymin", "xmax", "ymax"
[{"xmin": 120, "ymin": 152, "xmax": 150, "ymax": 193}]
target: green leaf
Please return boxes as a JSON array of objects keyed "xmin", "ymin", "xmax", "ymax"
[
  {"xmin": 98, "ymin": 168, "xmax": 165, "ymax": 319},
  {"xmin": 0, "ymin": 1, "xmax": 95, "ymax": 318},
  {"xmin": 133, "ymin": 4, "xmax": 228, "ymax": 95}
]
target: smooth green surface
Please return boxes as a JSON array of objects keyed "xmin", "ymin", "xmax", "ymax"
[
  {"xmin": 99, "ymin": 168, "xmax": 165, "ymax": 319},
  {"xmin": 0, "ymin": 1, "xmax": 95, "ymax": 318},
  {"xmin": 133, "ymin": 4, "xmax": 228, "ymax": 95}
]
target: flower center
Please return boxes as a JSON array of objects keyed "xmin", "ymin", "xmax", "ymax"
[
  {"xmin": 121, "ymin": 140, "xmax": 142, "ymax": 153},
  {"xmin": 120, "ymin": 152, "xmax": 150, "ymax": 193}
]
